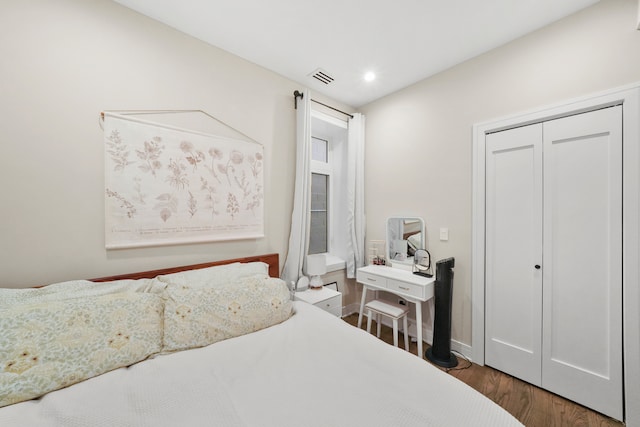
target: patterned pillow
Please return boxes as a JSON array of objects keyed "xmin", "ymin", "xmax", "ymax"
[
  {"xmin": 0, "ymin": 278, "xmax": 159, "ymax": 310},
  {"xmin": 156, "ymin": 262, "xmax": 269, "ymax": 289},
  {"xmin": 162, "ymin": 275, "xmax": 293, "ymax": 352},
  {"xmin": 0, "ymin": 293, "xmax": 163, "ymax": 407}
]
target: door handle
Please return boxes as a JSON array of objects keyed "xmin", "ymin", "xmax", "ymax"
[{"xmin": 535, "ymin": 265, "xmax": 541, "ymax": 270}]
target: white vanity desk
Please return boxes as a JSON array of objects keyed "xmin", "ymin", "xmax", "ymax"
[{"xmin": 356, "ymin": 264, "xmax": 435, "ymax": 357}]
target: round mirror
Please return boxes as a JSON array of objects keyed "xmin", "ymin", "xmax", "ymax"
[{"xmin": 413, "ymin": 249, "xmax": 432, "ymax": 277}]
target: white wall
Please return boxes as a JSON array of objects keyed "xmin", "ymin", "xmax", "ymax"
[
  {"xmin": 360, "ymin": 0, "xmax": 640, "ymax": 346},
  {"xmin": 0, "ymin": 0, "xmax": 351, "ymax": 288}
]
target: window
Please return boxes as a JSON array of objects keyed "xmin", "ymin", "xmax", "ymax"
[
  {"xmin": 309, "ymin": 172, "xmax": 328, "ymax": 254},
  {"xmin": 312, "ymin": 136, "xmax": 328, "ymax": 163},
  {"xmin": 308, "ymin": 111, "xmax": 348, "ymax": 268},
  {"xmin": 309, "ymin": 136, "xmax": 330, "ymax": 255}
]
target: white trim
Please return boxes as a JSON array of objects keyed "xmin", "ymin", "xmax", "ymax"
[
  {"xmin": 325, "ymin": 254, "xmax": 346, "ymax": 272},
  {"xmin": 343, "ymin": 302, "xmax": 361, "ymax": 317},
  {"xmin": 356, "ymin": 313, "xmax": 474, "ymax": 361},
  {"xmin": 345, "ymin": 302, "xmax": 474, "ymax": 361},
  {"xmin": 311, "ymin": 109, "xmax": 348, "ymax": 128},
  {"xmin": 472, "ymin": 82, "xmax": 640, "ymax": 426},
  {"xmin": 310, "ymin": 110, "xmax": 350, "ymax": 261},
  {"xmin": 310, "ymin": 121, "xmax": 333, "ymax": 255},
  {"xmin": 451, "ymin": 340, "xmax": 473, "ymax": 362}
]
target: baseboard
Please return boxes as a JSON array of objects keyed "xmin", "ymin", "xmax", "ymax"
[
  {"xmin": 342, "ymin": 302, "xmax": 360, "ymax": 317},
  {"xmin": 343, "ymin": 304, "xmax": 473, "ymax": 362},
  {"xmin": 450, "ymin": 339, "xmax": 473, "ymax": 362}
]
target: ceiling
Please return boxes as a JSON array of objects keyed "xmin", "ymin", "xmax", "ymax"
[{"xmin": 112, "ymin": 0, "xmax": 599, "ymax": 108}]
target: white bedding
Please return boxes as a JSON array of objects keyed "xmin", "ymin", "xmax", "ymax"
[{"xmin": 0, "ymin": 302, "xmax": 522, "ymax": 427}]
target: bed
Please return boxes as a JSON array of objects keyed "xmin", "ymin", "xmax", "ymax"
[{"xmin": 0, "ymin": 253, "xmax": 522, "ymax": 426}]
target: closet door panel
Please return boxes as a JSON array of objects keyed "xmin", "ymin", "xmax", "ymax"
[
  {"xmin": 542, "ymin": 106, "xmax": 622, "ymax": 420},
  {"xmin": 485, "ymin": 124, "xmax": 543, "ymax": 386}
]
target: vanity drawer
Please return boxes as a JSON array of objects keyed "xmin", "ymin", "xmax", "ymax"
[
  {"xmin": 357, "ymin": 271, "xmax": 387, "ymax": 288},
  {"xmin": 387, "ymin": 278, "xmax": 424, "ymax": 299}
]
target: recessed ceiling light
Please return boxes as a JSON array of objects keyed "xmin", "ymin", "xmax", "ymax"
[{"xmin": 364, "ymin": 71, "xmax": 376, "ymax": 82}]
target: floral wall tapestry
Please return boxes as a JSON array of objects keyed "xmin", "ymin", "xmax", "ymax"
[{"xmin": 103, "ymin": 113, "xmax": 264, "ymax": 249}]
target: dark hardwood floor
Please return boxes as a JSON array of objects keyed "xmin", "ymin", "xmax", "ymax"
[{"xmin": 342, "ymin": 313, "xmax": 623, "ymax": 427}]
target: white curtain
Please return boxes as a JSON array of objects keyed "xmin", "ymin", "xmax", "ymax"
[
  {"xmin": 281, "ymin": 89, "xmax": 312, "ymax": 288},
  {"xmin": 346, "ymin": 113, "xmax": 366, "ymax": 278}
]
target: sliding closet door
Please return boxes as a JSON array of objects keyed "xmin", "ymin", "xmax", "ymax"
[
  {"xmin": 541, "ymin": 106, "xmax": 622, "ymax": 420},
  {"xmin": 485, "ymin": 124, "xmax": 543, "ymax": 386}
]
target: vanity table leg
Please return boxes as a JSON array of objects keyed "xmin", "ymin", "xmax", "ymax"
[
  {"xmin": 415, "ymin": 301, "xmax": 423, "ymax": 357},
  {"xmin": 357, "ymin": 286, "xmax": 368, "ymax": 329}
]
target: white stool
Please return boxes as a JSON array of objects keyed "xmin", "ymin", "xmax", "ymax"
[{"xmin": 365, "ymin": 300, "xmax": 410, "ymax": 351}]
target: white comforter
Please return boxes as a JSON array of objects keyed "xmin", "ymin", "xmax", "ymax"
[{"xmin": 0, "ymin": 302, "xmax": 522, "ymax": 426}]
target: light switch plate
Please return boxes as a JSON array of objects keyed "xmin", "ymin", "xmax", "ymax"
[{"xmin": 440, "ymin": 227, "xmax": 449, "ymax": 241}]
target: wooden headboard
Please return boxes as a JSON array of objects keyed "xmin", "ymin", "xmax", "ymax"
[{"xmin": 91, "ymin": 253, "xmax": 280, "ymax": 282}]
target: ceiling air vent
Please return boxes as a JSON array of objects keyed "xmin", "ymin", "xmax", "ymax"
[{"xmin": 309, "ymin": 68, "xmax": 334, "ymax": 85}]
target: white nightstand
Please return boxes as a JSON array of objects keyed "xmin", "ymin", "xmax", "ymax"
[{"xmin": 295, "ymin": 287, "xmax": 342, "ymax": 317}]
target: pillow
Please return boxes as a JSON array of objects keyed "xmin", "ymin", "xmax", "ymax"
[
  {"xmin": 0, "ymin": 293, "xmax": 163, "ymax": 407},
  {"xmin": 162, "ymin": 275, "xmax": 292, "ymax": 352},
  {"xmin": 0, "ymin": 278, "xmax": 158, "ymax": 310},
  {"xmin": 156, "ymin": 262, "xmax": 269, "ymax": 289}
]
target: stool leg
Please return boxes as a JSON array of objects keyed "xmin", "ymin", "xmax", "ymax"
[
  {"xmin": 392, "ymin": 318, "xmax": 399, "ymax": 347},
  {"xmin": 366, "ymin": 309, "xmax": 373, "ymax": 334},
  {"xmin": 403, "ymin": 316, "xmax": 409, "ymax": 351},
  {"xmin": 376, "ymin": 314, "xmax": 382, "ymax": 338}
]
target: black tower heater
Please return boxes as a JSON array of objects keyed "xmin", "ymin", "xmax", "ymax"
[{"xmin": 425, "ymin": 257, "xmax": 458, "ymax": 368}]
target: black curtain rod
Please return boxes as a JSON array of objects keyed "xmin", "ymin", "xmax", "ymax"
[{"xmin": 293, "ymin": 90, "xmax": 354, "ymax": 119}]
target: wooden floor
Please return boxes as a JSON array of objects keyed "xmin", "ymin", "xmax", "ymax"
[{"xmin": 342, "ymin": 314, "xmax": 623, "ymax": 427}]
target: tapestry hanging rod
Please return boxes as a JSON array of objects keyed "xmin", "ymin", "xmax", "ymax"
[
  {"xmin": 99, "ymin": 109, "xmax": 208, "ymax": 120},
  {"xmin": 293, "ymin": 90, "xmax": 354, "ymax": 119},
  {"xmin": 99, "ymin": 109, "xmax": 260, "ymax": 145}
]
